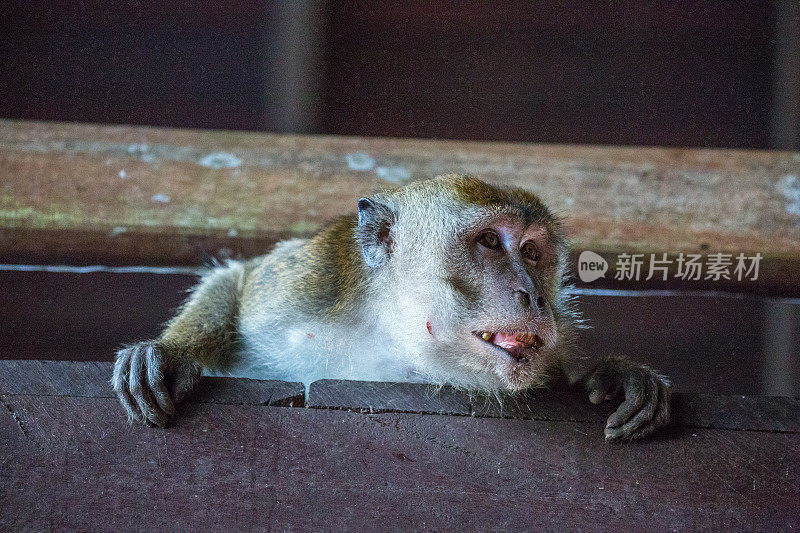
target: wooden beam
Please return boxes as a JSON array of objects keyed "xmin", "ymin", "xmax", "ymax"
[
  {"xmin": 1, "ymin": 360, "xmax": 798, "ymax": 530},
  {"xmin": 1, "ymin": 119, "xmax": 799, "ymax": 294}
]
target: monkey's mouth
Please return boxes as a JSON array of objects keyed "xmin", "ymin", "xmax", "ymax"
[{"xmin": 472, "ymin": 331, "xmax": 544, "ymax": 363}]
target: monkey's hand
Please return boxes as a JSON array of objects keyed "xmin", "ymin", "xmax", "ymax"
[
  {"xmin": 582, "ymin": 356, "xmax": 671, "ymax": 442},
  {"xmin": 112, "ymin": 341, "xmax": 202, "ymax": 427}
]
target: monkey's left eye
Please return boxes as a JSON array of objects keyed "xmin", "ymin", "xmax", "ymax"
[
  {"xmin": 521, "ymin": 241, "xmax": 540, "ymax": 262},
  {"xmin": 477, "ymin": 230, "xmax": 501, "ymax": 250}
]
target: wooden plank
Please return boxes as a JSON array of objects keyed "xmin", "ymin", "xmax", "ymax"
[
  {"xmin": 673, "ymin": 392, "xmax": 800, "ymax": 433},
  {"xmin": 470, "ymin": 388, "xmax": 614, "ymax": 423},
  {"xmin": 308, "ymin": 379, "xmax": 472, "ymax": 416},
  {"xmin": 474, "ymin": 389, "xmax": 800, "ymax": 432},
  {"xmin": 0, "ymin": 360, "xmax": 305, "ymax": 407},
  {"xmin": 192, "ymin": 376, "xmax": 304, "ymax": 408},
  {"xmin": 310, "ymin": 379, "xmax": 800, "ymax": 432},
  {"xmin": 307, "ymin": 379, "xmax": 610, "ymax": 420},
  {"xmin": 0, "ymin": 360, "xmax": 115, "ymax": 397},
  {"xmin": 2, "ymin": 362, "xmax": 797, "ymax": 432},
  {"xmin": 1, "ymin": 393, "xmax": 797, "ymax": 530},
  {"xmin": 1, "ymin": 120, "xmax": 799, "ymax": 295}
]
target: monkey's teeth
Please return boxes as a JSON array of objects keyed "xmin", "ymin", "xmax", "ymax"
[{"xmin": 475, "ymin": 330, "xmax": 544, "ymax": 357}]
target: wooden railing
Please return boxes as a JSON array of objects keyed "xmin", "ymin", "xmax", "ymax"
[{"xmin": 2, "ymin": 119, "xmax": 799, "ymax": 295}]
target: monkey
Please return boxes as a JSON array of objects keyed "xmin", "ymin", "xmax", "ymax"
[{"xmin": 112, "ymin": 174, "xmax": 670, "ymax": 441}]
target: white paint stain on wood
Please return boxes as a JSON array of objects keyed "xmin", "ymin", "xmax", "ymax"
[
  {"xmin": 199, "ymin": 152, "xmax": 242, "ymax": 170},
  {"xmin": 778, "ymin": 174, "xmax": 800, "ymax": 216},
  {"xmin": 376, "ymin": 166, "xmax": 411, "ymax": 183},
  {"xmin": 346, "ymin": 153, "xmax": 375, "ymax": 171}
]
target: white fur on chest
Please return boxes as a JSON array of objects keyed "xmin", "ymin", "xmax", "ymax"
[{"xmin": 218, "ymin": 310, "xmax": 419, "ymax": 387}]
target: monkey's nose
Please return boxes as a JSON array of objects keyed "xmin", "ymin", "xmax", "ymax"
[
  {"xmin": 514, "ymin": 288, "xmax": 532, "ymax": 308},
  {"xmin": 514, "ymin": 289, "xmax": 546, "ymax": 312}
]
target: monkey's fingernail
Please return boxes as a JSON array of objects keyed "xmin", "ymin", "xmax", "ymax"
[{"xmin": 589, "ymin": 390, "xmax": 604, "ymax": 404}]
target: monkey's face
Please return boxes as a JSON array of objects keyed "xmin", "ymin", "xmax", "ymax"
[
  {"xmin": 359, "ymin": 176, "xmax": 568, "ymax": 391},
  {"xmin": 428, "ymin": 209, "xmax": 563, "ymax": 391}
]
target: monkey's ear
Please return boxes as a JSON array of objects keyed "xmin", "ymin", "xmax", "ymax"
[{"xmin": 355, "ymin": 197, "xmax": 395, "ymax": 268}]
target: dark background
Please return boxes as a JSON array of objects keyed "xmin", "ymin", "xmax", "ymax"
[
  {"xmin": 2, "ymin": 1, "xmax": 798, "ymax": 149},
  {"xmin": 1, "ymin": 2, "xmax": 798, "ymax": 395}
]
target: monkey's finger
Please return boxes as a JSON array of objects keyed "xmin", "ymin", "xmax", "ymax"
[
  {"xmin": 655, "ymin": 375, "xmax": 672, "ymax": 423},
  {"xmin": 605, "ymin": 368, "xmax": 650, "ymax": 430},
  {"xmin": 145, "ymin": 344, "xmax": 175, "ymax": 416},
  {"xmin": 112, "ymin": 347, "xmax": 143, "ymax": 423},
  {"xmin": 589, "ymin": 388, "xmax": 614, "ymax": 405},
  {"xmin": 585, "ymin": 366, "xmax": 622, "ymax": 405},
  {"xmin": 171, "ymin": 362, "xmax": 202, "ymax": 404},
  {"xmin": 605, "ymin": 418, "xmax": 656, "ymax": 442},
  {"xmin": 605, "ymin": 377, "xmax": 667, "ymax": 441},
  {"xmin": 128, "ymin": 345, "xmax": 168, "ymax": 428}
]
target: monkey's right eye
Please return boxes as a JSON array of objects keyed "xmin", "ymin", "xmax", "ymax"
[{"xmin": 477, "ymin": 230, "xmax": 501, "ymax": 250}]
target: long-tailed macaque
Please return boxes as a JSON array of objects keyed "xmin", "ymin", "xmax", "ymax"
[{"xmin": 113, "ymin": 175, "xmax": 670, "ymax": 441}]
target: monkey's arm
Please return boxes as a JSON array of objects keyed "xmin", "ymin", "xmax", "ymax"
[
  {"xmin": 112, "ymin": 261, "xmax": 247, "ymax": 426},
  {"xmin": 566, "ymin": 355, "xmax": 671, "ymax": 441}
]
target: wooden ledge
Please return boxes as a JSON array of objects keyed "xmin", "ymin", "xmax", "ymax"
[
  {"xmin": 0, "ymin": 359, "xmax": 305, "ymax": 407},
  {"xmin": 308, "ymin": 378, "xmax": 800, "ymax": 432},
  {"xmin": 2, "ymin": 360, "xmax": 798, "ymax": 432},
  {"xmin": 1, "ymin": 360, "xmax": 798, "ymax": 529}
]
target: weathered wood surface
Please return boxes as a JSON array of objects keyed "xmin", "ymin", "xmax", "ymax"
[
  {"xmin": 1, "ymin": 361, "xmax": 798, "ymax": 530},
  {"xmin": 2, "ymin": 119, "xmax": 800, "ymax": 295},
  {"xmin": 308, "ymin": 379, "xmax": 473, "ymax": 416},
  {"xmin": 0, "ymin": 360, "xmax": 305, "ymax": 407},
  {"xmin": 309, "ymin": 379, "xmax": 800, "ymax": 432}
]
